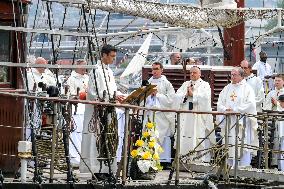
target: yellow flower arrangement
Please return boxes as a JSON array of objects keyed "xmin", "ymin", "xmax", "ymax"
[
  {"xmin": 131, "ymin": 149, "xmax": 139, "ymax": 158},
  {"xmin": 148, "ymin": 141, "xmax": 155, "ymax": 148},
  {"xmin": 153, "ymin": 153, "xmax": 160, "ymax": 160},
  {"xmin": 135, "ymin": 140, "xmax": 144, "ymax": 147},
  {"xmin": 131, "ymin": 118, "xmax": 163, "ymax": 174},
  {"xmin": 142, "ymin": 131, "xmax": 150, "ymax": 138},
  {"xmin": 146, "ymin": 122, "xmax": 154, "ymax": 129},
  {"xmin": 142, "ymin": 151, "xmax": 152, "ymax": 160}
]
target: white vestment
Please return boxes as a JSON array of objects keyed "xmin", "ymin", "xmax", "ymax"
[
  {"xmin": 174, "ymin": 78, "xmax": 213, "ymax": 162},
  {"xmin": 263, "ymin": 88, "xmax": 284, "ymax": 111},
  {"xmin": 80, "ymin": 62, "xmax": 120, "ymax": 174},
  {"xmin": 145, "ymin": 75, "xmax": 175, "ymax": 162},
  {"xmin": 245, "ymin": 73, "xmax": 265, "ymax": 112},
  {"xmin": 66, "ymin": 71, "xmax": 89, "ymax": 166},
  {"xmin": 217, "ymin": 79, "xmax": 257, "ymax": 166},
  {"xmin": 277, "ymin": 105, "xmax": 284, "ymax": 171},
  {"xmin": 252, "ymin": 61, "xmax": 273, "ymax": 92},
  {"xmin": 27, "ymin": 68, "xmax": 56, "ymax": 91}
]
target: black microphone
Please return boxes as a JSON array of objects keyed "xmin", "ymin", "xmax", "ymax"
[{"xmin": 142, "ymin": 80, "xmax": 150, "ymax": 87}]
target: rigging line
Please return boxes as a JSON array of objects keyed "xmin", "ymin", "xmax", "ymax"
[
  {"xmin": 217, "ymin": 26, "xmax": 230, "ymax": 61},
  {"xmin": 107, "ymin": 17, "xmax": 138, "ymax": 43},
  {"xmin": 84, "ymin": 4, "xmax": 112, "ymax": 101},
  {"xmin": 82, "ymin": 4, "xmax": 100, "ymax": 99},
  {"xmin": 28, "ymin": 0, "xmax": 40, "ymax": 54},
  {"xmin": 105, "ymin": 12, "xmax": 111, "ymax": 42},
  {"xmin": 46, "ymin": 1, "xmax": 60, "ymax": 88},
  {"xmin": 274, "ymin": 31, "xmax": 282, "ymax": 73},
  {"xmin": 72, "ymin": 8, "xmax": 84, "ymax": 64},
  {"xmin": 11, "ymin": 0, "xmax": 27, "ymax": 90},
  {"xmin": 54, "ymin": 5, "xmax": 68, "ymax": 62}
]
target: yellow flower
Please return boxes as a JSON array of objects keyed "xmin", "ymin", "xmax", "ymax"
[
  {"xmin": 135, "ymin": 140, "xmax": 144, "ymax": 147},
  {"xmin": 146, "ymin": 122, "xmax": 154, "ymax": 129},
  {"xmin": 158, "ymin": 146, "xmax": 164, "ymax": 153},
  {"xmin": 150, "ymin": 138, "xmax": 156, "ymax": 143},
  {"xmin": 142, "ymin": 131, "xmax": 150, "ymax": 138},
  {"xmin": 153, "ymin": 153, "xmax": 160, "ymax": 160},
  {"xmin": 148, "ymin": 141, "xmax": 155, "ymax": 148},
  {"xmin": 142, "ymin": 151, "xmax": 152, "ymax": 160},
  {"xmin": 131, "ymin": 150, "xmax": 139, "ymax": 158}
]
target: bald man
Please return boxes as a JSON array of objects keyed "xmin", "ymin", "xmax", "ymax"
[
  {"xmin": 27, "ymin": 57, "xmax": 56, "ymax": 92},
  {"xmin": 174, "ymin": 66, "xmax": 213, "ymax": 162}
]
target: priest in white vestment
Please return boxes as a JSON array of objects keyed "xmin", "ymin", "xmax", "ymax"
[
  {"xmin": 145, "ymin": 62, "xmax": 175, "ymax": 164},
  {"xmin": 263, "ymin": 74, "xmax": 284, "ymax": 111},
  {"xmin": 174, "ymin": 66, "xmax": 213, "ymax": 162},
  {"xmin": 252, "ymin": 51, "xmax": 273, "ymax": 93},
  {"xmin": 277, "ymin": 95, "xmax": 284, "ymax": 171},
  {"xmin": 66, "ymin": 60, "xmax": 89, "ymax": 166},
  {"xmin": 217, "ymin": 67, "xmax": 257, "ymax": 167},
  {"xmin": 27, "ymin": 57, "xmax": 56, "ymax": 92},
  {"xmin": 240, "ymin": 60, "xmax": 265, "ymax": 112},
  {"xmin": 80, "ymin": 45, "xmax": 125, "ymax": 178},
  {"xmin": 26, "ymin": 57, "xmax": 57, "ymax": 140}
]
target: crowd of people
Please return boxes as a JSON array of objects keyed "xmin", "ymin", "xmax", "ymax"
[{"xmin": 26, "ymin": 46, "xmax": 284, "ymax": 180}]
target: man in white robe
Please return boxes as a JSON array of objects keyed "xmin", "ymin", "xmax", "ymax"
[
  {"xmin": 145, "ymin": 62, "xmax": 175, "ymax": 165},
  {"xmin": 80, "ymin": 45, "xmax": 125, "ymax": 179},
  {"xmin": 66, "ymin": 59, "xmax": 89, "ymax": 166},
  {"xmin": 277, "ymin": 95, "xmax": 284, "ymax": 171},
  {"xmin": 27, "ymin": 57, "xmax": 56, "ymax": 92},
  {"xmin": 26, "ymin": 57, "xmax": 57, "ymax": 140},
  {"xmin": 252, "ymin": 51, "xmax": 273, "ymax": 93},
  {"xmin": 217, "ymin": 67, "xmax": 257, "ymax": 167},
  {"xmin": 174, "ymin": 66, "xmax": 213, "ymax": 162},
  {"xmin": 240, "ymin": 60, "xmax": 265, "ymax": 112},
  {"xmin": 263, "ymin": 74, "xmax": 284, "ymax": 111}
]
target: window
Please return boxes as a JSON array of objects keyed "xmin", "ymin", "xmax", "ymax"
[{"xmin": 0, "ymin": 30, "xmax": 10, "ymax": 83}]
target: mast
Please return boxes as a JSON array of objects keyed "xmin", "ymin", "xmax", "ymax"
[{"xmin": 223, "ymin": 0, "xmax": 245, "ymax": 66}]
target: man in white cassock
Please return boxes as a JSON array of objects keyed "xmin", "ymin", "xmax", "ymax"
[
  {"xmin": 26, "ymin": 57, "xmax": 57, "ymax": 140},
  {"xmin": 80, "ymin": 45, "xmax": 125, "ymax": 179},
  {"xmin": 145, "ymin": 62, "xmax": 175, "ymax": 165},
  {"xmin": 174, "ymin": 66, "xmax": 213, "ymax": 162},
  {"xmin": 263, "ymin": 74, "xmax": 284, "ymax": 111},
  {"xmin": 66, "ymin": 59, "xmax": 89, "ymax": 166},
  {"xmin": 27, "ymin": 57, "xmax": 56, "ymax": 92},
  {"xmin": 277, "ymin": 95, "xmax": 284, "ymax": 171},
  {"xmin": 217, "ymin": 67, "xmax": 257, "ymax": 167},
  {"xmin": 252, "ymin": 51, "xmax": 273, "ymax": 93},
  {"xmin": 263, "ymin": 74, "xmax": 284, "ymax": 166},
  {"xmin": 240, "ymin": 60, "xmax": 265, "ymax": 112}
]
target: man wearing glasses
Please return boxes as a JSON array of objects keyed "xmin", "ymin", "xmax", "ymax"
[
  {"xmin": 174, "ymin": 66, "xmax": 213, "ymax": 163},
  {"xmin": 240, "ymin": 59, "xmax": 265, "ymax": 112},
  {"xmin": 145, "ymin": 62, "xmax": 175, "ymax": 168},
  {"xmin": 217, "ymin": 67, "xmax": 257, "ymax": 167}
]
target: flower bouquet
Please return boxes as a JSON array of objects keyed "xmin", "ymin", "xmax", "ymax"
[{"xmin": 130, "ymin": 118, "xmax": 163, "ymax": 180}]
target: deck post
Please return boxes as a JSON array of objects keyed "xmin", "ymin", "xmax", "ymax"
[
  {"xmin": 122, "ymin": 108, "xmax": 130, "ymax": 185},
  {"xmin": 175, "ymin": 112, "xmax": 181, "ymax": 185}
]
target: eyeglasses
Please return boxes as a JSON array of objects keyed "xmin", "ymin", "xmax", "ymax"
[
  {"xmin": 231, "ymin": 74, "xmax": 241, "ymax": 77},
  {"xmin": 152, "ymin": 67, "xmax": 160, "ymax": 71},
  {"xmin": 240, "ymin": 67, "xmax": 249, "ymax": 69}
]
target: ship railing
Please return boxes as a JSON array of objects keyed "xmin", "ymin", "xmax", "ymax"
[{"xmin": 0, "ymin": 90, "xmax": 283, "ymax": 184}]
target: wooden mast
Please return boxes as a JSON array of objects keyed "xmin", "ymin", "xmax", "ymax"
[{"xmin": 223, "ymin": 0, "xmax": 245, "ymax": 66}]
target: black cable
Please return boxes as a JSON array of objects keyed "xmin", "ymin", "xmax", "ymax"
[
  {"xmin": 46, "ymin": 1, "xmax": 60, "ymax": 88},
  {"xmin": 217, "ymin": 26, "xmax": 230, "ymax": 61},
  {"xmin": 82, "ymin": 5, "xmax": 101, "ymax": 99},
  {"xmin": 28, "ymin": 0, "xmax": 40, "ymax": 53}
]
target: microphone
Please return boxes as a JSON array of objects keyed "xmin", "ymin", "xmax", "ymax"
[{"xmin": 142, "ymin": 80, "xmax": 150, "ymax": 87}]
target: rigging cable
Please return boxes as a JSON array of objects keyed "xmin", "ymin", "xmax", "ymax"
[{"xmin": 46, "ymin": 1, "xmax": 60, "ymax": 88}]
